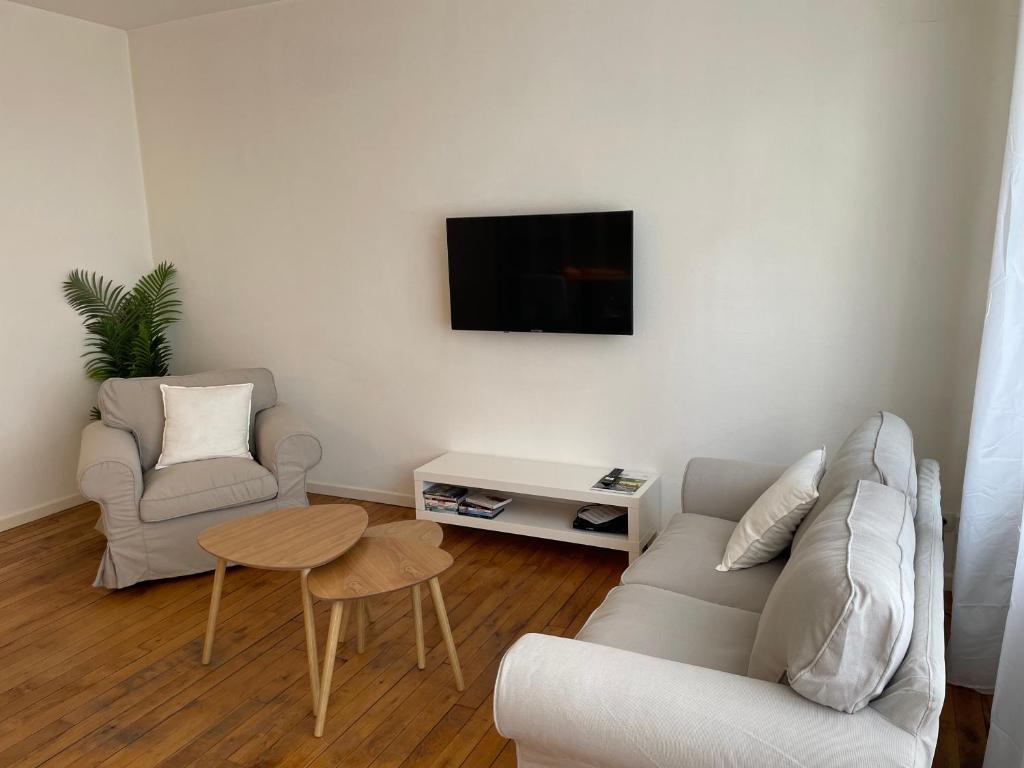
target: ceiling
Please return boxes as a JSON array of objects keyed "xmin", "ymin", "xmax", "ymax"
[{"xmin": 9, "ymin": 0, "xmax": 281, "ymax": 30}]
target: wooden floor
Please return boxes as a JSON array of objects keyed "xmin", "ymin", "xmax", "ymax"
[
  {"xmin": 937, "ymin": 592, "xmax": 994, "ymax": 768},
  {"xmin": 0, "ymin": 495, "xmax": 993, "ymax": 768}
]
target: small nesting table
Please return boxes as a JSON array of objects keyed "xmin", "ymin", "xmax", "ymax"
[
  {"xmin": 197, "ymin": 504, "xmax": 368, "ymax": 713},
  {"xmin": 352, "ymin": 520, "xmax": 445, "ymax": 643},
  {"xmin": 307, "ymin": 533, "xmax": 463, "ymax": 737},
  {"xmin": 363, "ymin": 519, "xmax": 444, "ymax": 546}
]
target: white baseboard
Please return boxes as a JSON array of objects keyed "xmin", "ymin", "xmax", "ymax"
[
  {"xmin": 0, "ymin": 493, "xmax": 87, "ymax": 533},
  {"xmin": 307, "ymin": 482, "xmax": 415, "ymax": 509}
]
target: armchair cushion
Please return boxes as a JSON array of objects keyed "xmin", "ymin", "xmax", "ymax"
[
  {"xmin": 140, "ymin": 457, "xmax": 277, "ymax": 522},
  {"xmin": 99, "ymin": 368, "xmax": 278, "ymax": 471},
  {"xmin": 621, "ymin": 513, "xmax": 786, "ymax": 613},
  {"xmin": 156, "ymin": 382, "xmax": 254, "ymax": 468}
]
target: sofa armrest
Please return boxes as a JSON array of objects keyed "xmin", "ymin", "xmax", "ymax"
[
  {"xmin": 495, "ymin": 634, "xmax": 915, "ymax": 768},
  {"xmin": 681, "ymin": 457, "xmax": 786, "ymax": 522},
  {"xmin": 255, "ymin": 403, "xmax": 322, "ymax": 505}
]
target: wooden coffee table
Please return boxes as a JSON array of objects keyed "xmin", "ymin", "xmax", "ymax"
[
  {"xmin": 352, "ymin": 520, "xmax": 444, "ymax": 650},
  {"xmin": 363, "ymin": 519, "xmax": 443, "ymax": 546},
  {"xmin": 197, "ymin": 504, "xmax": 368, "ymax": 712},
  {"xmin": 307, "ymin": 535, "xmax": 462, "ymax": 737}
]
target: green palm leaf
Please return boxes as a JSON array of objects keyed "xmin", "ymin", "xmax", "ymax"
[
  {"xmin": 63, "ymin": 261, "xmax": 182, "ymax": 416},
  {"xmin": 132, "ymin": 262, "xmax": 181, "ymax": 329},
  {"xmin": 62, "ymin": 270, "xmax": 127, "ymax": 321}
]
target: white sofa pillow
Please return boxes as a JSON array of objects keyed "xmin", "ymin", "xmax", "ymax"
[
  {"xmin": 716, "ymin": 447, "xmax": 826, "ymax": 571},
  {"xmin": 155, "ymin": 383, "xmax": 254, "ymax": 469}
]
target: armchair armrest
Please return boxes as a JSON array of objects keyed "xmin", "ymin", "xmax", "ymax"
[
  {"xmin": 79, "ymin": 421, "xmax": 149, "ymax": 588},
  {"xmin": 681, "ymin": 457, "xmax": 786, "ymax": 522},
  {"xmin": 255, "ymin": 403, "xmax": 322, "ymax": 505},
  {"xmin": 495, "ymin": 634, "xmax": 915, "ymax": 768},
  {"xmin": 78, "ymin": 420, "xmax": 143, "ymax": 514}
]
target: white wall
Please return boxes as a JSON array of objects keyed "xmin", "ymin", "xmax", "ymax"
[
  {"xmin": 128, "ymin": 0, "xmax": 1015, "ymax": 524},
  {"xmin": 0, "ymin": 1, "xmax": 152, "ymax": 527}
]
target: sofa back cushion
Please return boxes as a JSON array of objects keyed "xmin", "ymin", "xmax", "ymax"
[
  {"xmin": 792, "ymin": 411, "xmax": 916, "ymax": 553},
  {"xmin": 99, "ymin": 368, "xmax": 278, "ymax": 471},
  {"xmin": 747, "ymin": 480, "xmax": 916, "ymax": 713}
]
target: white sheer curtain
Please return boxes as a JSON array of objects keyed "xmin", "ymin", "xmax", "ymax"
[
  {"xmin": 986, "ymin": 540, "xmax": 1024, "ymax": 767},
  {"xmin": 949, "ymin": 7, "xmax": 1024, "ymax": 768}
]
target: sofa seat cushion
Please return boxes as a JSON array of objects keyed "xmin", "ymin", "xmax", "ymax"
[
  {"xmin": 140, "ymin": 458, "xmax": 278, "ymax": 522},
  {"xmin": 576, "ymin": 584, "xmax": 760, "ymax": 675},
  {"xmin": 621, "ymin": 513, "xmax": 785, "ymax": 613}
]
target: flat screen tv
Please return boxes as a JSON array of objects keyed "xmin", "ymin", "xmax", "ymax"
[{"xmin": 446, "ymin": 210, "xmax": 633, "ymax": 335}]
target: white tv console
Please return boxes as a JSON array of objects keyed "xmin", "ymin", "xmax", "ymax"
[{"xmin": 413, "ymin": 452, "xmax": 660, "ymax": 563}]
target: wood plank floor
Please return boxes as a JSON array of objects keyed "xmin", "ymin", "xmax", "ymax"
[{"xmin": 0, "ymin": 495, "xmax": 993, "ymax": 767}]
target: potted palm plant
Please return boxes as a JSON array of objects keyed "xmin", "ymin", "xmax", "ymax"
[{"xmin": 62, "ymin": 261, "xmax": 182, "ymax": 417}]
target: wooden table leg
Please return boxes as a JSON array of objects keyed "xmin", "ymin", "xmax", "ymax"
[
  {"xmin": 363, "ymin": 600, "xmax": 374, "ymax": 625},
  {"xmin": 300, "ymin": 569, "xmax": 319, "ymax": 713},
  {"xmin": 315, "ymin": 601, "xmax": 347, "ymax": 738},
  {"xmin": 202, "ymin": 557, "xmax": 227, "ymax": 665},
  {"xmin": 411, "ymin": 584, "xmax": 426, "ymax": 670},
  {"xmin": 356, "ymin": 598, "xmax": 367, "ymax": 653},
  {"xmin": 428, "ymin": 577, "xmax": 464, "ymax": 691}
]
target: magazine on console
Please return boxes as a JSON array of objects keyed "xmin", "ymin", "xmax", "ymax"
[{"xmin": 591, "ymin": 471, "xmax": 649, "ymax": 495}]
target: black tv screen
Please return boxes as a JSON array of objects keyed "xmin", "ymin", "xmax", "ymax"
[{"xmin": 446, "ymin": 210, "xmax": 633, "ymax": 335}]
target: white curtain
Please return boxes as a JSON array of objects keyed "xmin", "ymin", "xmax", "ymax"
[
  {"xmin": 949, "ymin": 7, "xmax": 1024, "ymax": 767},
  {"xmin": 985, "ymin": 539, "xmax": 1024, "ymax": 767}
]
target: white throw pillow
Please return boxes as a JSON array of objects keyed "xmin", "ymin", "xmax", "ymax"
[
  {"xmin": 155, "ymin": 383, "xmax": 254, "ymax": 469},
  {"xmin": 716, "ymin": 447, "xmax": 826, "ymax": 571}
]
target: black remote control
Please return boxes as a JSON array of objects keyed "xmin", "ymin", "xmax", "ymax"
[{"xmin": 598, "ymin": 468, "xmax": 624, "ymax": 487}]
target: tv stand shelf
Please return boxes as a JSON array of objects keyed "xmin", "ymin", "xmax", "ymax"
[{"xmin": 413, "ymin": 452, "xmax": 660, "ymax": 562}]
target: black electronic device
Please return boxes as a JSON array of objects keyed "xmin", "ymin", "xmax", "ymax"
[
  {"xmin": 598, "ymin": 468, "xmax": 624, "ymax": 487},
  {"xmin": 572, "ymin": 504, "xmax": 628, "ymax": 534},
  {"xmin": 446, "ymin": 211, "xmax": 633, "ymax": 335}
]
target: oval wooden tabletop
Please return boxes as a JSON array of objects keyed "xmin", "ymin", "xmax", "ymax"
[
  {"xmin": 363, "ymin": 520, "xmax": 443, "ymax": 547},
  {"xmin": 197, "ymin": 504, "xmax": 368, "ymax": 570},
  {"xmin": 307, "ymin": 537, "xmax": 453, "ymax": 600}
]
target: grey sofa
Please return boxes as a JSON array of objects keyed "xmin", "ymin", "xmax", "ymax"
[
  {"xmin": 494, "ymin": 412, "xmax": 945, "ymax": 768},
  {"xmin": 78, "ymin": 368, "xmax": 322, "ymax": 589}
]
